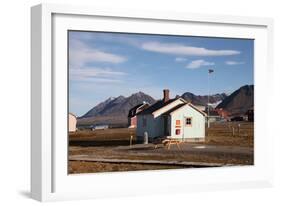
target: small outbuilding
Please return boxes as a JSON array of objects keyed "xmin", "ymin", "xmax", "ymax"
[
  {"xmin": 92, "ymin": 124, "xmax": 109, "ymax": 130},
  {"xmin": 207, "ymin": 110, "xmax": 222, "ymax": 123},
  {"xmin": 137, "ymin": 89, "xmax": 206, "ymax": 142},
  {"xmin": 245, "ymin": 107, "xmax": 254, "ymax": 122},
  {"xmin": 68, "ymin": 113, "xmax": 77, "ymax": 132},
  {"xmin": 128, "ymin": 102, "xmax": 150, "ymax": 128},
  {"xmin": 216, "ymin": 108, "xmax": 230, "ymax": 120}
]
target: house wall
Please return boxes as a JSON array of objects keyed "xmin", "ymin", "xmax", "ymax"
[
  {"xmin": 153, "ymin": 115, "xmax": 165, "ymax": 138},
  {"xmin": 136, "ymin": 114, "xmax": 155, "ymax": 140},
  {"xmin": 69, "ymin": 114, "xmax": 77, "ymax": 132},
  {"xmin": 128, "ymin": 116, "xmax": 137, "ymax": 128},
  {"xmin": 136, "ymin": 98, "xmax": 187, "ymax": 141},
  {"xmin": 167, "ymin": 115, "xmax": 171, "ymax": 136},
  {"xmin": 170, "ymin": 105, "xmax": 205, "ymax": 140}
]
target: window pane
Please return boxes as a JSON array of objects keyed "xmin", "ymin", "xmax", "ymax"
[{"xmin": 186, "ymin": 118, "xmax": 192, "ymax": 125}]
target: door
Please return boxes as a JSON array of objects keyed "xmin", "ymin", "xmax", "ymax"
[{"xmin": 163, "ymin": 116, "xmax": 169, "ymax": 136}]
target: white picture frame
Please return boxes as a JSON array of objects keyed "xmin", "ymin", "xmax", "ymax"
[{"xmin": 31, "ymin": 3, "xmax": 274, "ymax": 202}]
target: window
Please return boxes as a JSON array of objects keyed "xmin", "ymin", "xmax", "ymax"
[
  {"xmin": 186, "ymin": 117, "xmax": 192, "ymax": 126},
  {"xmin": 142, "ymin": 118, "xmax": 147, "ymax": 127},
  {"xmin": 175, "ymin": 129, "xmax": 181, "ymax": 135},
  {"xmin": 176, "ymin": 120, "xmax": 181, "ymax": 126}
]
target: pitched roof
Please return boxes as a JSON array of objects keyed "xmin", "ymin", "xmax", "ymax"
[
  {"xmin": 162, "ymin": 103, "xmax": 187, "ymax": 115},
  {"xmin": 137, "ymin": 98, "xmax": 179, "ymax": 115},
  {"xmin": 69, "ymin": 112, "xmax": 77, "ymax": 118},
  {"xmin": 162, "ymin": 102, "xmax": 207, "ymax": 116},
  {"xmin": 188, "ymin": 103, "xmax": 207, "ymax": 116},
  {"xmin": 128, "ymin": 103, "xmax": 149, "ymax": 117}
]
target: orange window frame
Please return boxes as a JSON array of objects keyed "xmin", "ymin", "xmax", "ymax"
[
  {"xmin": 175, "ymin": 129, "xmax": 181, "ymax": 135},
  {"xmin": 175, "ymin": 119, "xmax": 181, "ymax": 128}
]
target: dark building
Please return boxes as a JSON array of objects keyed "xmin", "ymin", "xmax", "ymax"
[{"xmin": 128, "ymin": 102, "xmax": 150, "ymax": 128}]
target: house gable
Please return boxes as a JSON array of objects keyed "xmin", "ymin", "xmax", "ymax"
[
  {"xmin": 128, "ymin": 103, "xmax": 150, "ymax": 118},
  {"xmin": 152, "ymin": 98, "xmax": 186, "ymax": 117},
  {"xmin": 186, "ymin": 103, "xmax": 207, "ymax": 117},
  {"xmin": 163, "ymin": 103, "xmax": 207, "ymax": 117}
]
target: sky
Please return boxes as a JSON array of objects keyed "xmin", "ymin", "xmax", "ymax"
[{"xmin": 68, "ymin": 31, "xmax": 254, "ymax": 116}]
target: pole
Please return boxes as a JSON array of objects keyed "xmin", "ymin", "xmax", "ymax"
[{"xmin": 207, "ymin": 71, "xmax": 210, "ymax": 128}]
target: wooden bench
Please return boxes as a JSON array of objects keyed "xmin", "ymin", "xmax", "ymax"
[{"xmin": 154, "ymin": 138, "xmax": 183, "ymax": 150}]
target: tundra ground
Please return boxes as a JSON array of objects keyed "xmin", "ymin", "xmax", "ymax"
[{"xmin": 68, "ymin": 122, "xmax": 253, "ymax": 174}]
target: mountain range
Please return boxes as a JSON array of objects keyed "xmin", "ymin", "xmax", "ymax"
[
  {"xmin": 77, "ymin": 85, "xmax": 253, "ymax": 126},
  {"xmin": 216, "ymin": 85, "xmax": 254, "ymax": 115},
  {"xmin": 180, "ymin": 92, "xmax": 227, "ymax": 106},
  {"xmin": 78, "ymin": 92, "xmax": 156, "ymax": 126}
]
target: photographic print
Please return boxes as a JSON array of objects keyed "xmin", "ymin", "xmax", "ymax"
[{"xmin": 68, "ymin": 31, "xmax": 254, "ymax": 174}]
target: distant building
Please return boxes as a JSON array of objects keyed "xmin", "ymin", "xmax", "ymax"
[
  {"xmin": 128, "ymin": 102, "xmax": 150, "ymax": 128},
  {"xmin": 246, "ymin": 108, "xmax": 254, "ymax": 122},
  {"xmin": 69, "ymin": 113, "xmax": 77, "ymax": 132},
  {"xmin": 136, "ymin": 89, "xmax": 206, "ymax": 142},
  {"xmin": 207, "ymin": 110, "xmax": 222, "ymax": 123},
  {"xmin": 92, "ymin": 124, "xmax": 109, "ymax": 130},
  {"xmin": 230, "ymin": 116, "xmax": 244, "ymax": 122},
  {"xmin": 216, "ymin": 108, "xmax": 230, "ymax": 120},
  {"xmin": 77, "ymin": 123, "xmax": 109, "ymax": 131}
]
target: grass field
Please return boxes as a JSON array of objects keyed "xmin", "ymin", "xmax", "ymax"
[
  {"xmin": 68, "ymin": 122, "xmax": 254, "ymax": 174},
  {"xmin": 206, "ymin": 122, "xmax": 254, "ymax": 147}
]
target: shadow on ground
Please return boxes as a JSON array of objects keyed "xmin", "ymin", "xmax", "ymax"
[{"xmin": 69, "ymin": 140, "xmax": 141, "ymax": 147}]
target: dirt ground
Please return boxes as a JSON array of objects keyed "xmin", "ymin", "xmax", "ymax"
[
  {"xmin": 68, "ymin": 122, "xmax": 254, "ymax": 174},
  {"xmin": 69, "ymin": 161, "xmax": 185, "ymax": 174}
]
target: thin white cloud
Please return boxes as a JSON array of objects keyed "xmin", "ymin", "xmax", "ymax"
[
  {"xmin": 175, "ymin": 57, "xmax": 187, "ymax": 62},
  {"xmin": 225, "ymin": 61, "xmax": 245, "ymax": 65},
  {"xmin": 70, "ymin": 67, "xmax": 126, "ymax": 83},
  {"xmin": 69, "ymin": 39, "xmax": 127, "ymax": 68},
  {"xmin": 87, "ymin": 78, "xmax": 123, "ymax": 83},
  {"xmin": 141, "ymin": 41, "xmax": 240, "ymax": 56},
  {"xmin": 186, "ymin": 60, "xmax": 215, "ymax": 69}
]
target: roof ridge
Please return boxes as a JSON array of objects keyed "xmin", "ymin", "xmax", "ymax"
[{"xmin": 187, "ymin": 103, "xmax": 207, "ymax": 116}]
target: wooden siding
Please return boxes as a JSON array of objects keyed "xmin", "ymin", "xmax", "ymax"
[
  {"xmin": 69, "ymin": 113, "xmax": 77, "ymax": 132},
  {"xmin": 136, "ymin": 99, "xmax": 205, "ymax": 141},
  {"xmin": 170, "ymin": 104, "xmax": 205, "ymax": 139}
]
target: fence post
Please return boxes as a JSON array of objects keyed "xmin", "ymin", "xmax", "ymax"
[
  {"xmin": 130, "ymin": 134, "xmax": 133, "ymax": 147},
  {"xmin": 238, "ymin": 124, "xmax": 240, "ymax": 137}
]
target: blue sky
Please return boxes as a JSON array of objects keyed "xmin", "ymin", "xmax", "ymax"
[{"xmin": 68, "ymin": 31, "xmax": 254, "ymax": 116}]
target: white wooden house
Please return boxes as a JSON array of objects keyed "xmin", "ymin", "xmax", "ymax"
[
  {"xmin": 136, "ymin": 89, "xmax": 206, "ymax": 142},
  {"xmin": 68, "ymin": 113, "xmax": 77, "ymax": 132}
]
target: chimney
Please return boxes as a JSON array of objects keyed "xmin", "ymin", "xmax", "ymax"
[{"xmin": 163, "ymin": 89, "xmax": 170, "ymax": 103}]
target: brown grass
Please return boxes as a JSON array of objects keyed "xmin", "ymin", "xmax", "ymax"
[
  {"xmin": 68, "ymin": 122, "xmax": 254, "ymax": 173},
  {"xmin": 206, "ymin": 122, "xmax": 253, "ymax": 147},
  {"xmin": 70, "ymin": 122, "xmax": 253, "ymax": 147},
  {"xmin": 69, "ymin": 161, "xmax": 185, "ymax": 174}
]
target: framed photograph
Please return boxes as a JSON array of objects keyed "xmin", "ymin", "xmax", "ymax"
[{"xmin": 31, "ymin": 3, "xmax": 274, "ymax": 202}]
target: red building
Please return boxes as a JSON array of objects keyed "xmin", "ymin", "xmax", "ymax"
[
  {"xmin": 216, "ymin": 108, "xmax": 230, "ymax": 120},
  {"xmin": 128, "ymin": 103, "xmax": 150, "ymax": 128}
]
